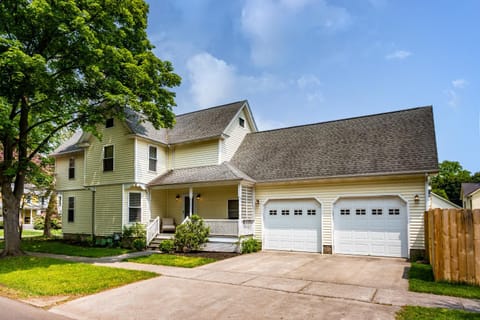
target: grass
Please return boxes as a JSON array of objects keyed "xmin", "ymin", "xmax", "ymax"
[
  {"xmin": 127, "ymin": 253, "xmax": 217, "ymax": 268},
  {"xmin": 396, "ymin": 306, "xmax": 480, "ymax": 319},
  {"xmin": 0, "ymin": 256, "xmax": 156, "ymax": 298},
  {"xmin": 0, "ymin": 229, "xmax": 62, "ymax": 238},
  {"xmin": 409, "ymin": 263, "xmax": 480, "ymax": 299},
  {"xmin": 0, "ymin": 238, "xmax": 133, "ymax": 258}
]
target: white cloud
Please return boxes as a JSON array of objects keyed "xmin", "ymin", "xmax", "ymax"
[
  {"xmin": 385, "ymin": 50, "xmax": 412, "ymax": 60},
  {"xmin": 254, "ymin": 114, "xmax": 286, "ymax": 131},
  {"xmin": 452, "ymin": 79, "xmax": 468, "ymax": 89},
  {"xmin": 446, "ymin": 78, "xmax": 468, "ymax": 107},
  {"xmin": 296, "ymin": 74, "xmax": 324, "ymax": 104},
  {"xmin": 297, "ymin": 74, "xmax": 322, "ymax": 89},
  {"xmin": 186, "ymin": 52, "xmax": 286, "ymax": 108},
  {"xmin": 241, "ymin": 0, "xmax": 351, "ymax": 66}
]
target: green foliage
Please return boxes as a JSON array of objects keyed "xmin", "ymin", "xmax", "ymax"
[
  {"xmin": 241, "ymin": 237, "xmax": 262, "ymax": 254},
  {"xmin": 396, "ymin": 306, "xmax": 480, "ymax": 320},
  {"xmin": 33, "ymin": 215, "xmax": 61, "ymax": 230},
  {"xmin": 158, "ymin": 239, "xmax": 175, "ymax": 253},
  {"xmin": 0, "ymin": 220, "xmax": 3, "ymax": 229},
  {"xmin": 121, "ymin": 223, "xmax": 146, "ymax": 250},
  {"xmin": 409, "ymin": 263, "xmax": 480, "ymax": 299},
  {"xmin": 0, "ymin": 256, "xmax": 156, "ymax": 298},
  {"xmin": 127, "ymin": 254, "xmax": 216, "ymax": 268},
  {"xmin": 174, "ymin": 215, "xmax": 210, "ymax": 253},
  {"xmin": 0, "ymin": 0, "xmax": 180, "ymax": 255},
  {"xmin": 431, "ymin": 160, "xmax": 474, "ymax": 206}
]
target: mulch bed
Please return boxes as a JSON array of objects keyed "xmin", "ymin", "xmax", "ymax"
[{"xmin": 176, "ymin": 251, "xmax": 240, "ymax": 260}]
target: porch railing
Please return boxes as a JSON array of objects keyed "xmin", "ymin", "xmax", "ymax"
[
  {"xmin": 146, "ymin": 217, "xmax": 160, "ymax": 246},
  {"xmin": 240, "ymin": 219, "xmax": 255, "ymax": 236},
  {"xmin": 204, "ymin": 219, "xmax": 238, "ymax": 236}
]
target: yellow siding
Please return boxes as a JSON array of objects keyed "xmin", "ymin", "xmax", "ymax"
[
  {"xmin": 172, "ymin": 140, "xmax": 218, "ymax": 169},
  {"xmin": 255, "ymin": 175, "xmax": 426, "ymax": 250},
  {"xmin": 135, "ymin": 139, "xmax": 167, "ymax": 183},
  {"xmin": 61, "ymin": 190, "xmax": 92, "ymax": 235},
  {"xmin": 85, "ymin": 122, "xmax": 134, "ymax": 186},
  {"xmin": 94, "ymin": 185, "xmax": 123, "ymax": 235},
  {"xmin": 55, "ymin": 152, "xmax": 84, "ymax": 191},
  {"xmin": 223, "ymin": 109, "xmax": 253, "ymax": 161},
  {"xmin": 472, "ymin": 193, "xmax": 480, "ymax": 209}
]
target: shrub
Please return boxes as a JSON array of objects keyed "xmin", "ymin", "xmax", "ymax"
[
  {"xmin": 241, "ymin": 237, "xmax": 262, "ymax": 254},
  {"xmin": 133, "ymin": 238, "xmax": 146, "ymax": 251},
  {"xmin": 0, "ymin": 220, "xmax": 3, "ymax": 229},
  {"xmin": 51, "ymin": 217, "xmax": 62, "ymax": 230},
  {"xmin": 159, "ymin": 239, "xmax": 175, "ymax": 253},
  {"xmin": 33, "ymin": 216, "xmax": 44, "ymax": 230},
  {"xmin": 121, "ymin": 223, "xmax": 146, "ymax": 250},
  {"xmin": 174, "ymin": 215, "xmax": 210, "ymax": 253}
]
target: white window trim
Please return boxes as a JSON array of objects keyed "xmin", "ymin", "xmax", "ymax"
[
  {"xmin": 148, "ymin": 145, "xmax": 157, "ymax": 172},
  {"xmin": 103, "ymin": 144, "xmax": 114, "ymax": 172},
  {"xmin": 128, "ymin": 192, "xmax": 142, "ymax": 223}
]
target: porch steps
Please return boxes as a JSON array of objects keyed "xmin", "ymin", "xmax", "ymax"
[{"xmin": 147, "ymin": 233, "xmax": 174, "ymax": 250}]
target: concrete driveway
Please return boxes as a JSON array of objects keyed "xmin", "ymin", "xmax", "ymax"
[{"xmin": 50, "ymin": 252, "xmax": 412, "ymax": 320}]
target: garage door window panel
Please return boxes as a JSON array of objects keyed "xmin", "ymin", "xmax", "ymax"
[{"xmin": 307, "ymin": 209, "xmax": 317, "ymax": 215}]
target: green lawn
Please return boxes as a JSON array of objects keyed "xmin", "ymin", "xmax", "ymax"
[
  {"xmin": 127, "ymin": 253, "xmax": 216, "ymax": 268},
  {"xmin": 396, "ymin": 306, "xmax": 480, "ymax": 320},
  {"xmin": 409, "ymin": 263, "xmax": 480, "ymax": 299},
  {"xmin": 0, "ymin": 238, "xmax": 133, "ymax": 258},
  {"xmin": 0, "ymin": 256, "xmax": 156, "ymax": 298},
  {"xmin": 0, "ymin": 229, "xmax": 62, "ymax": 238}
]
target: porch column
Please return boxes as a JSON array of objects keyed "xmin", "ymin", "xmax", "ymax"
[
  {"xmin": 189, "ymin": 187, "xmax": 193, "ymax": 217},
  {"xmin": 237, "ymin": 184, "xmax": 242, "ymax": 235}
]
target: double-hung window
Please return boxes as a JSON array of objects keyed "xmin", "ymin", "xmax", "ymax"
[
  {"xmin": 228, "ymin": 199, "xmax": 239, "ymax": 219},
  {"xmin": 149, "ymin": 146, "xmax": 157, "ymax": 172},
  {"xmin": 68, "ymin": 158, "xmax": 75, "ymax": 179},
  {"xmin": 129, "ymin": 193, "xmax": 141, "ymax": 222},
  {"xmin": 103, "ymin": 145, "xmax": 114, "ymax": 172},
  {"xmin": 67, "ymin": 197, "xmax": 75, "ymax": 222}
]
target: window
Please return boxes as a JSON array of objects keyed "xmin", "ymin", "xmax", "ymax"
[
  {"xmin": 68, "ymin": 157, "xmax": 75, "ymax": 179},
  {"xmin": 129, "ymin": 193, "xmax": 141, "ymax": 222},
  {"xmin": 389, "ymin": 208, "xmax": 400, "ymax": 215},
  {"xmin": 103, "ymin": 145, "xmax": 114, "ymax": 171},
  {"xmin": 356, "ymin": 209, "xmax": 366, "ymax": 215},
  {"xmin": 281, "ymin": 209, "xmax": 290, "ymax": 215},
  {"xmin": 294, "ymin": 209, "xmax": 303, "ymax": 215},
  {"xmin": 372, "ymin": 209, "xmax": 383, "ymax": 215},
  {"xmin": 239, "ymin": 117, "xmax": 245, "ymax": 128},
  {"xmin": 340, "ymin": 209, "xmax": 350, "ymax": 215},
  {"xmin": 149, "ymin": 146, "xmax": 157, "ymax": 172},
  {"xmin": 67, "ymin": 197, "xmax": 75, "ymax": 222},
  {"xmin": 269, "ymin": 209, "xmax": 277, "ymax": 215},
  {"xmin": 307, "ymin": 209, "xmax": 316, "ymax": 215},
  {"xmin": 227, "ymin": 199, "xmax": 239, "ymax": 219},
  {"xmin": 106, "ymin": 118, "xmax": 114, "ymax": 128}
]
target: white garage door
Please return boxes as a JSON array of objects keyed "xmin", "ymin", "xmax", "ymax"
[
  {"xmin": 264, "ymin": 199, "xmax": 322, "ymax": 252},
  {"xmin": 334, "ymin": 197, "xmax": 407, "ymax": 257}
]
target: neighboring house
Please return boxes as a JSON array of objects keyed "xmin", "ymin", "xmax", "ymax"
[
  {"xmin": 52, "ymin": 101, "xmax": 438, "ymax": 258},
  {"xmin": 0, "ymin": 184, "xmax": 49, "ymax": 228},
  {"xmin": 429, "ymin": 192, "xmax": 461, "ymax": 209},
  {"xmin": 461, "ymin": 183, "xmax": 480, "ymax": 209}
]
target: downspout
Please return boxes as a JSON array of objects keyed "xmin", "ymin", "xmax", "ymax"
[{"xmin": 88, "ymin": 187, "xmax": 96, "ymax": 239}]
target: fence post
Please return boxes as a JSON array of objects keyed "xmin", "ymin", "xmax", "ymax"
[
  {"xmin": 449, "ymin": 209, "xmax": 459, "ymax": 282},
  {"xmin": 473, "ymin": 209, "xmax": 480, "ymax": 286},
  {"xmin": 457, "ymin": 209, "xmax": 467, "ymax": 283},
  {"xmin": 465, "ymin": 210, "xmax": 475, "ymax": 284}
]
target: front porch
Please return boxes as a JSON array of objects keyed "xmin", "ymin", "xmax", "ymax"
[{"xmin": 147, "ymin": 183, "xmax": 255, "ymax": 252}]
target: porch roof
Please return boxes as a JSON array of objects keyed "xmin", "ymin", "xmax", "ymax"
[{"xmin": 148, "ymin": 162, "xmax": 255, "ymax": 187}]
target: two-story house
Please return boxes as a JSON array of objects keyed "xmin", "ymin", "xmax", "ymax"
[{"xmin": 53, "ymin": 101, "xmax": 438, "ymax": 258}]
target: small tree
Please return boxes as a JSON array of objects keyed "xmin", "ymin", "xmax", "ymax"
[{"xmin": 174, "ymin": 215, "xmax": 210, "ymax": 253}]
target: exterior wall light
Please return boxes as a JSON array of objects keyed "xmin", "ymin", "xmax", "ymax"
[
  {"xmin": 196, "ymin": 194, "xmax": 201, "ymax": 200},
  {"xmin": 175, "ymin": 194, "xmax": 180, "ymax": 201},
  {"xmin": 414, "ymin": 194, "xmax": 420, "ymax": 203}
]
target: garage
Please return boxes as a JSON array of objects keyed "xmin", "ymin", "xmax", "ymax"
[
  {"xmin": 263, "ymin": 199, "xmax": 322, "ymax": 252},
  {"xmin": 333, "ymin": 196, "xmax": 407, "ymax": 257}
]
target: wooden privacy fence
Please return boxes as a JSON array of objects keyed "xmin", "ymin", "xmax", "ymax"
[{"xmin": 424, "ymin": 209, "xmax": 480, "ymax": 285}]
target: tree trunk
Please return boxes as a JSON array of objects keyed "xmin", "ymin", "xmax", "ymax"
[
  {"xmin": 43, "ymin": 190, "xmax": 57, "ymax": 238},
  {"xmin": 1, "ymin": 185, "xmax": 24, "ymax": 257}
]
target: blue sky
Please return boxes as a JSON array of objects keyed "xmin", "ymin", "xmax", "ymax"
[{"xmin": 145, "ymin": 0, "xmax": 479, "ymax": 173}]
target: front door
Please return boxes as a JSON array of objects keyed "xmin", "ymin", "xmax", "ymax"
[{"xmin": 183, "ymin": 196, "xmax": 195, "ymax": 219}]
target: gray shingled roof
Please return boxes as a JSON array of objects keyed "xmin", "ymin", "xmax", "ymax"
[
  {"xmin": 51, "ymin": 131, "xmax": 84, "ymax": 155},
  {"xmin": 462, "ymin": 183, "xmax": 480, "ymax": 197},
  {"xmin": 125, "ymin": 100, "xmax": 246, "ymax": 144},
  {"xmin": 149, "ymin": 162, "xmax": 254, "ymax": 186},
  {"xmin": 231, "ymin": 106, "xmax": 438, "ymax": 182},
  {"xmin": 53, "ymin": 101, "xmax": 247, "ymax": 155}
]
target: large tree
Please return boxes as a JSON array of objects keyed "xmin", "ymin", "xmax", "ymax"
[
  {"xmin": 431, "ymin": 160, "xmax": 472, "ymax": 206},
  {"xmin": 0, "ymin": 0, "xmax": 180, "ymax": 256}
]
